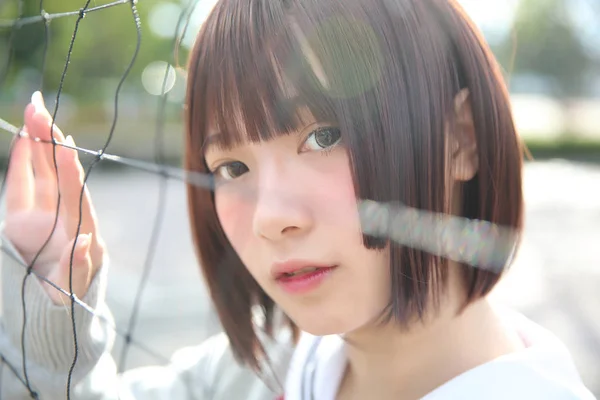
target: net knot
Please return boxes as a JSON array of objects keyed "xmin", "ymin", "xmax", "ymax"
[
  {"xmin": 96, "ymin": 149, "xmax": 105, "ymax": 163},
  {"xmin": 78, "ymin": 8, "xmax": 87, "ymax": 19},
  {"xmin": 40, "ymin": 10, "xmax": 50, "ymax": 24}
]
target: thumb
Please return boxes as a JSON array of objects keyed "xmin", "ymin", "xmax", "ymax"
[{"xmin": 44, "ymin": 234, "xmax": 93, "ymax": 305}]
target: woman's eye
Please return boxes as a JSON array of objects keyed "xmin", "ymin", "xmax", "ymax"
[
  {"xmin": 302, "ymin": 127, "xmax": 342, "ymax": 152},
  {"xmin": 214, "ymin": 161, "xmax": 249, "ymax": 181}
]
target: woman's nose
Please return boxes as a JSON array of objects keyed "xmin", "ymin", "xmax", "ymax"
[{"xmin": 252, "ymin": 171, "xmax": 314, "ymax": 242}]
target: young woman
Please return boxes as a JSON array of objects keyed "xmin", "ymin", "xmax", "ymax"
[{"xmin": 0, "ymin": 0, "xmax": 595, "ymax": 399}]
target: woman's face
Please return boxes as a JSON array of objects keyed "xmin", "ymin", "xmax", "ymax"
[{"xmin": 204, "ymin": 110, "xmax": 390, "ymax": 335}]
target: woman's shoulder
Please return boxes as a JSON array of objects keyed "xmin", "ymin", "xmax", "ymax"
[
  {"xmin": 421, "ymin": 359, "xmax": 596, "ymax": 400},
  {"xmin": 423, "ymin": 308, "xmax": 597, "ymax": 400},
  {"xmin": 165, "ymin": 327, "xmax": 296, "ymax": 399}
]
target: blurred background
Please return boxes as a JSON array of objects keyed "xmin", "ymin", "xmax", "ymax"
[{"xmin": 0, "ymin": 0, "xmax": 599, "ymax": 397}]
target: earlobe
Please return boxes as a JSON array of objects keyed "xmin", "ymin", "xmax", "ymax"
[{"xmin": 450, "ymin": 89, "xmax": 479, "ymax": 182}]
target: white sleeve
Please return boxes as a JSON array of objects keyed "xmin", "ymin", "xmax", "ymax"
[
  {"xmin": 1, "ymin": 233, "xmax": 292, "ymax": 400},
  {"xmin": 0, "ymin": 232, "xmax": 116, "ymax": 399}
]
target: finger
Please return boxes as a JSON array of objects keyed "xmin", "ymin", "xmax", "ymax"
[
  {"xmin": 27, "ymin": 92, "xmax": 66, "ymax": 184},
  {"xmin": 43, "ymin": 234, "xmax": 93, "ymax": 305},
  {"xmin": 56, "ymin": 135, "xmax": 79, "ymax": 235},
  {"xmin": 31, "ymin": 147, "xmax": 58, "ymax": 210},
  {"xmin": 55, "ymin": 131, "xmax": 105, "ymax": 270},
  {"xmin": 29, "ymin": 91, "xmax": 66, "ymax": 142},
  {"xmin": 5, "ymin": 133, "xmax": 34, "ymax": 212},
  {"xmin": 58, "ymin": 135, "xmax": 87, "ymax": 236},
  {"xmin": 25, "ymin": 103, "xmax": 58, "ymax": 209},
  {"xmin": 25, "ymin": 98, "xmax": 55, "ymax": 176},
  {"xmin": 57, "ymin": 135, "xmax": 103, "ymax": 266}
]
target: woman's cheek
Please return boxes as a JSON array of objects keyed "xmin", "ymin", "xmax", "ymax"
[
  {"xmin": 215, "ymin": 190, "xmax": 255, "ymax": 255},
  {"xmin": 321, "ymin": 154, "xmax": 363, "ymax": 230}
]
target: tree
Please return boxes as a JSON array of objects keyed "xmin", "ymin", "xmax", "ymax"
[
  {"xmin": 496, "ymin": 0, "xmax": 595, "ymax": 99},
  {"xmin": 1, "ymin": 0, "xmax": 185, "ymax": 101}
]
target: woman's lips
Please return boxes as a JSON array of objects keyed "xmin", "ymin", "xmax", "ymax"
[{"xmin": 273, "ymin": 264, "xmax": 338, "ymax": 294}]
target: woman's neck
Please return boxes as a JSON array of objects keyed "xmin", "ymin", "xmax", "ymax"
[{"xmin": 337, "ymin": 281, "xmax": 524, "ymax": 399}]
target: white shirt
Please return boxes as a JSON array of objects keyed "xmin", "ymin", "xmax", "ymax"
[{"xmin": 284, "ymin": 307, "xmax": 596, "ymax": 400}]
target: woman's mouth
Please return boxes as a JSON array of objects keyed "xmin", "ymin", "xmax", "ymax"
[{"xmin": 274, "ymin": 264, "xmax": 338, "ymax": 294}]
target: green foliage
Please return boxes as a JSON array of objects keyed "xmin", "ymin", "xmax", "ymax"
[
  {"xmin": 496, "ymin": 0, "xmax": 595, "ymax": 98},
  {"xmin": 0, "ymin": 0, "xmax": 190, "ymax": 102}
]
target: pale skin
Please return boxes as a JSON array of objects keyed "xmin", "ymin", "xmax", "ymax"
[
  {"xmin": 6, "ymin": 90, "xmax": 523, "ymax": 399},
  {"xmin": 5, "ymin": 92, "xmax": 105, "ymax": 305}
]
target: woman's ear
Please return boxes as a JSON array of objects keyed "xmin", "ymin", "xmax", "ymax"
[{"xmin": 447, "ymin": 89, "xmax": 479, "ymax": 182}]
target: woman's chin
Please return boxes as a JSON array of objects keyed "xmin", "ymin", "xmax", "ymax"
[{"xmin": 290, "ymin": 316, "xmax": 358, "ymax": 337}]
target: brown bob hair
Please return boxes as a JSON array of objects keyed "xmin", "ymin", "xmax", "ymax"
[{"xmin": 184, "ymin": 0, "xmax": 524, "ymax": 371}]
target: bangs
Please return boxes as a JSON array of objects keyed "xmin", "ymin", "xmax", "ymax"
[{"xmin": 187, "ymin": 0, "xmax": 385, "ymax": 150}]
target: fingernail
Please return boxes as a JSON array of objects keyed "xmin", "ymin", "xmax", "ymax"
[{"xmin": 31, "ymin": 91, "xmax": 43, "ymax": 110}]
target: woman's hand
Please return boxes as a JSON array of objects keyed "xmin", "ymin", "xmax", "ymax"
[{"xmin": 3, "ymin": 92, "xmax": 106, "ymax": 305}]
